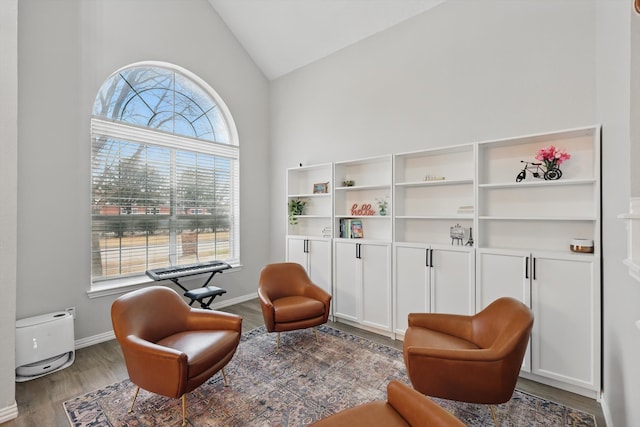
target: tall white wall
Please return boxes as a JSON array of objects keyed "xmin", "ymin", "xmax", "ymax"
[
  {"xmin": 15, "ymin": 0, "xmax": 270, "ymax": 339},
  {"xmin": 270, "ymin": 0, "xmax": 596, "ymax": 258},
  {"xmin": 596, "ymin": 1, "xmax": 640, "ymax": 426},
  {"xmin": 0, "ymin": 0, "xmax": 19, "ymax": 421}
]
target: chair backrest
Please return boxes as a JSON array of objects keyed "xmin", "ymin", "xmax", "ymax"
[
  {"xmin": 112, "ymin": 286, "xmax": 190, "ymax": 344},
  {"xmin": 258, "ymin": 262, "xmax": 312, "ymax": 300},
  {"xmin": 471, "ymin": 297, "xmax": 534, "ymax": 355}
]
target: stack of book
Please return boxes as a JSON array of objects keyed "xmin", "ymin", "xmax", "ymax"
[{"xmin": 339, "ymin": 218, "xmax": 363, "ymax": 238}]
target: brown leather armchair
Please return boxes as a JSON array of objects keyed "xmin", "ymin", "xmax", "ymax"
[
  {"xmin": 310, "ymin": 380, "xmax": 465, "ymax": 427},
  {"xmin": 111, "ymin": 286, "xmax": 242, "ymax": 426},
  {"xmin": 403, "ymin": 297, "xmax": 534, "ymax": 425},
  {"xmin": 258, "ymin": 262, "xmax": 331, "ymax": 352}
]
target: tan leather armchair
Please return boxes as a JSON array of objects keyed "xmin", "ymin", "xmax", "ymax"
[
  {"xmin": 258, "ymin": 262, "xmax": 331, "ymax": 352},
  {"xmin": 111, "ymin": 286, "xmax": 242, "ymax": 426},
  {"xmin": 310, "ymin": 380, "xmax": 465, "ymax": 427},
  {"xmin": 403, "ymin": 297, "xmax": 533, "ymax": 425}
]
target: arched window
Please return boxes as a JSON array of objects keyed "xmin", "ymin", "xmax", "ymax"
[{"xmin": 91, "ymin": 63, "xmax": 239, "ymax": 286}]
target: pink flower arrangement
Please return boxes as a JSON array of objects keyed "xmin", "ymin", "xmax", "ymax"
[{"xmin": 535, "ymin": 145, "xmax": 571, "ymax": 169}]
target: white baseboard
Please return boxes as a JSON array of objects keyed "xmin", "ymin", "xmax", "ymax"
[
  {"xmin": 75, "ymin": 331, "xmax": 115, "ymax": 349},
  {"xmin": 74, "ymin": 293, "xmax": 258, "ymax": 349},
  {"xmin": 0, "ymin": 402, "xmax": 18, "ymax": 424},
  {"xmin": 599, "ymin": 392, "xmax": 614, "ymax": 427},
  {"xmin": 208, "ymin": 292, "xmax": 257, "ymax": 309}
]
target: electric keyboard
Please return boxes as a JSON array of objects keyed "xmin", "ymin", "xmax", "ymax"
[
  {"xmin": 145, "ymin": 260, "xmax": 231, "ymax": 281},
  {"xmin": 145, "ymin": 261, "xmax": 232, "ymax": 309}
]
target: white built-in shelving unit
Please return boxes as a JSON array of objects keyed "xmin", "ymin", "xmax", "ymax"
[
  {"xmin": 475, "ymin": 126, "xmax": 601, "ymax": 399},
  {"xmin": 393, "ymin": 144, "xmax": 476, "ymax": 336},
  {"xmin": 285, "ymin": 163, "xmax": 333, "ymax": 297},
  {"xmin": 332, "ymin": 155, "xmax": 393, "ymax": 335},
  {"xmin": 284, "ymin": 125, "xmax": 602, "ymax": 399}
]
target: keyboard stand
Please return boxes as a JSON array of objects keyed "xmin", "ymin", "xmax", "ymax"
[{"xmin": 168, "ymin": 268, "xmax": 227, "ymax": 309}]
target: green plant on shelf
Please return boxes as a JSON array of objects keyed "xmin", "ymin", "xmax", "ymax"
[
  {"xmin": 288, "ymin": 198, "xmax": 307, "ymax": 225},
  {"xmin": 376, "ymin": 197, "xmax": 389, "ymax": 216}
]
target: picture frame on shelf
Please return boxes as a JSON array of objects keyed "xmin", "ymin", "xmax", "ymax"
[{"xmin": 313, "ymin": 182, "xmax": 329, "ymax": 194}]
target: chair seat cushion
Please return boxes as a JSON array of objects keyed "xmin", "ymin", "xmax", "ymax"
[
  {"xmin": 311, "ymin": 401, "xmax": 410, "ymax": 427},
  {"xmin": 273, "ymin": 296, "xmax": 325, "ymax": 323},
  {"xmin": 157, "ymin": 330, "xmax": 240, "ymax": 378},
  {"xmin": 404, "ymin": 326, "xmax": 480, "ymax": 351}
]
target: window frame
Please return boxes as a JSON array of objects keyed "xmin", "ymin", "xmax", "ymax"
[{"xmin": 89, "ymin": 62, "xmax": 240, "ymax": 296}]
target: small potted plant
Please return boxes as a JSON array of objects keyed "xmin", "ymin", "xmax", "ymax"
[
  {"xmin": 288, "ymin": 199, "xmax": 307, "ymax": 225},
  {"xmin": 376, "ymin": 197, "xmax": 389, "ymax": 216}
]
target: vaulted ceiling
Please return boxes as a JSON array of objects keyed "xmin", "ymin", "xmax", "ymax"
[{"xmin": 207, "ymin": 0, "xmax": 446, "ymax": 80}]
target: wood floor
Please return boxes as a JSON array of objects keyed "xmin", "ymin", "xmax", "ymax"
[{"xmin": 7, "ymin": 298, "xmax": 606, "ymax": 426}]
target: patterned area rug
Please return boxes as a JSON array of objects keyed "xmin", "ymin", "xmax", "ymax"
[{"xmin": 64, "ymin": 325, "xmax": 596, "ymax": 426}]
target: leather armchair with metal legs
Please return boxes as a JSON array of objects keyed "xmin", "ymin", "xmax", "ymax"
[
  {"xmin": 111, "ymin": 286, "xmax": 242, "ymax": 426},
  {"xmin": 403, "ymin": 297, "xmax": 534, "ymax": 426},
  {"xmin": 258, "ymin": 262, "xmax": 331, "ymax": 352}
]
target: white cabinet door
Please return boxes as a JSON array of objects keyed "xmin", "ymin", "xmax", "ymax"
[
  {"xmin": 430, "ymin": 246, "xmax": 475, "ymax": 315},
  {"xmin": 334, "ymin": 240, "xmax": 391, "ymax": 332},
  {"xmin": 333, "ymin": 241, "xmax": 359, "ymax": 322},
  {"xmin": 477, "ymin": 248, "xmax": 600, "ymax": 387},
  {"xmin": 307, "ymin": 238, "xmax": 332, "ymax": 296},
  {"xmin": 394, "ymin": 244, "xmax": 429, "ymax": 335},
  {"xmin": 476, "ymin": 249, "xmax": 531, "ymax": 309},
  {"xmin": 394, "ymin": 244, "xmax": 474, "ymax": 336},
  {"xmin": 531, "ymin": 254, "xmax": 599, "ymax": 390},
  {"xmin": 361, "ymin": 242, "xmax": 392, "ymax": 331},
  {"xmin": 286, "ymin": 237, "xmax": 332, "ymax": 296},
  {"xmin": 286, "ymin": 237, "xmax": 308, "ymax": 269},
  {"xmin": 476, "ymin": 248, "xmax": 531, "ymax": 372}
]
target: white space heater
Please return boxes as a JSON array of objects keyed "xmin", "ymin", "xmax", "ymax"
[{"xmin": 15, "ymin": 311, "xmax": 75, "ymax": 382}]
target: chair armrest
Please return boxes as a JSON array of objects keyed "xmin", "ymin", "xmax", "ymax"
[
  {"xmin": 304, "ymin": 282, "xmax": 332, "ymax": 307},
  {"xmin": 186, "ymin": 309, "xmax": 242, "ymax": 332},
  {"xmin": 123, "ymin": 335, "xmax": 186, "ymax": 364},
  {"xmin": 387, "ymin": 380, "xmax": 465, "ymax": 427},
  {"xmin": 258, "ymin": 286, "xmax": 273, "ymax": 307},
  {"xmin": 304, "ymin": 283, "xmax": 331, "ymax": 322},
  {"xmin": 407, "ymin": 313, "xmax": 473, "ymax": 341},
  {"xmin": 258, "ymin": 287, "xmax": 276, "ymax": 331},
  {"xmin": 121, "ymin": 335, "xmax": 189, "ymax": 398}
]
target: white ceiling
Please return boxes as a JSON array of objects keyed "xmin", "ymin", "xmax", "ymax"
[{"xmin": 207, "ymin": 0, "xmax": 446, "ymax": 80}]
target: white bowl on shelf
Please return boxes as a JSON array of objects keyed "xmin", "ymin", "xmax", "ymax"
[{"xmin": 570, "ymin": 238, "xmax": 594, "ymax": 253}]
